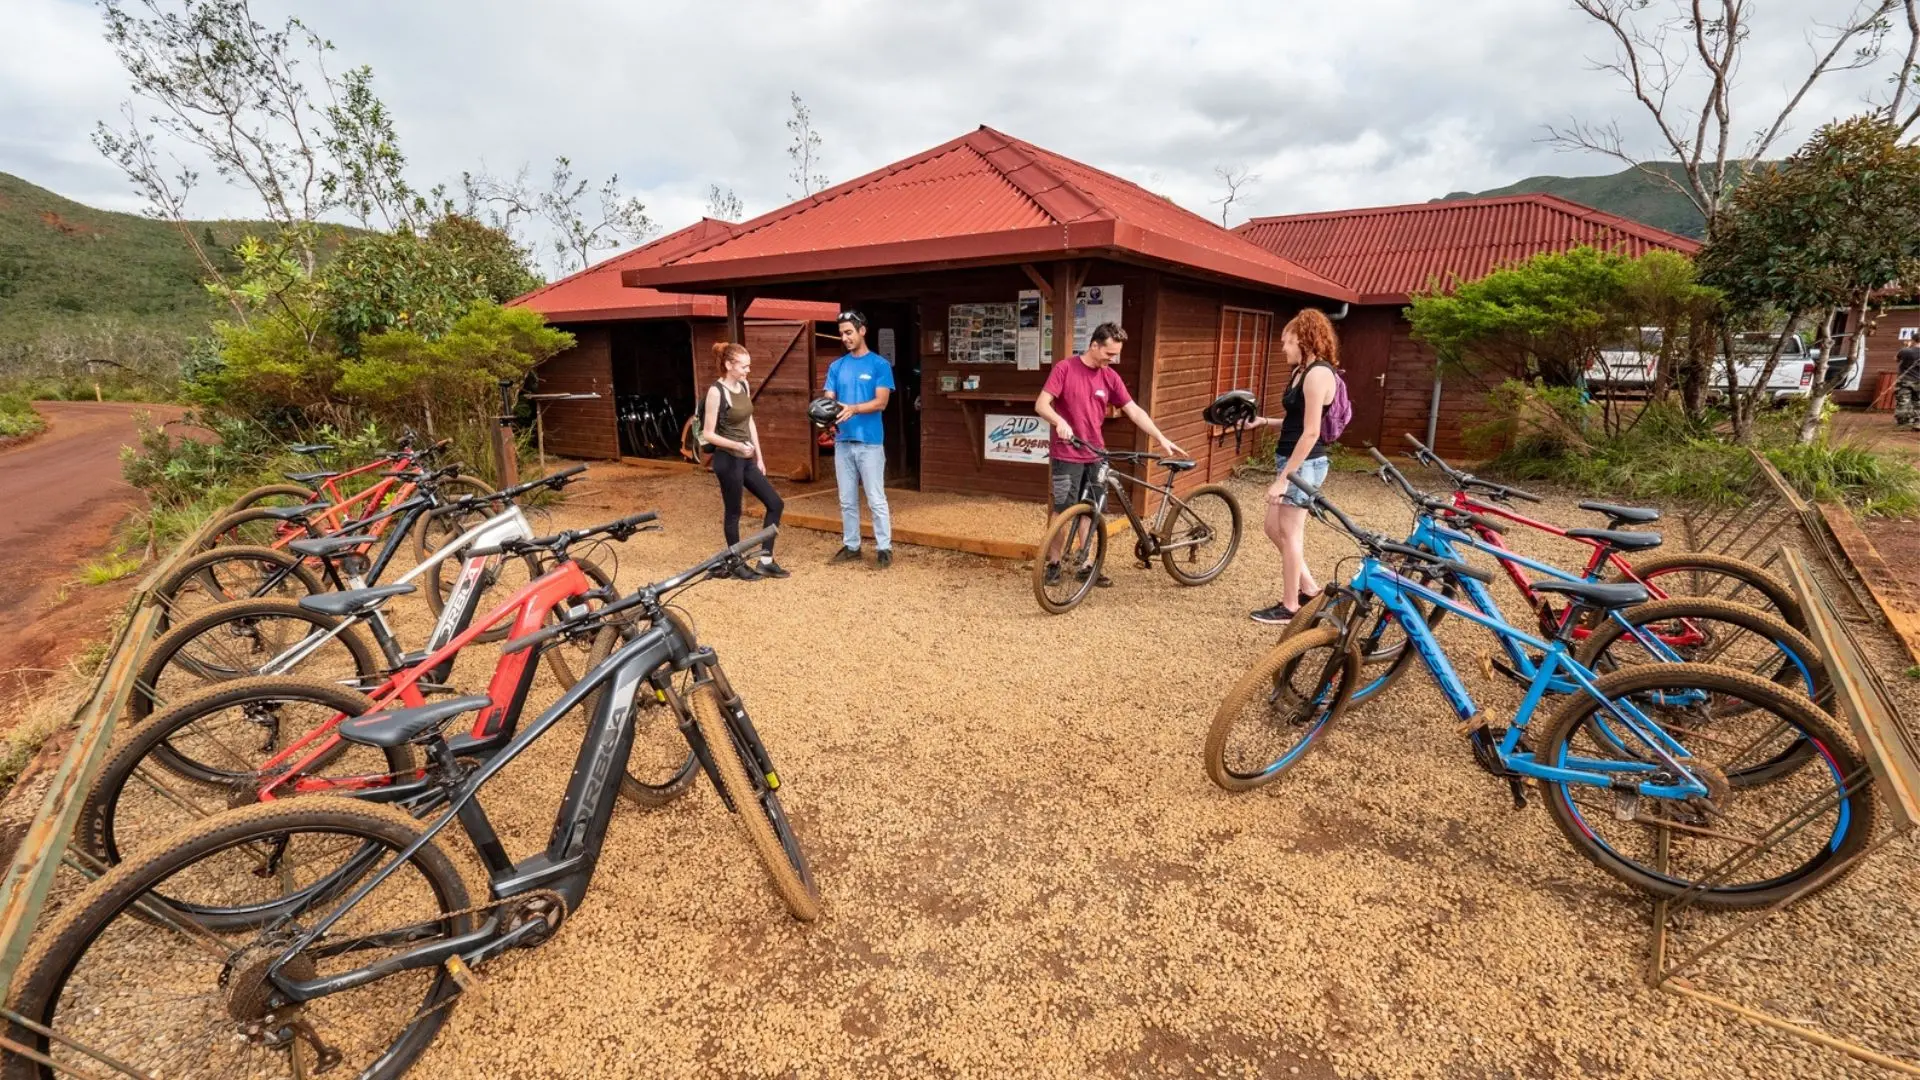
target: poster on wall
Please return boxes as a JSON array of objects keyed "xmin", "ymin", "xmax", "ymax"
[
  {"xmin": 983, "ymin": 413, "xmax": 1051, "ymax": 463},
  {"xmin": 1016, "ymin": 285, "xmax": 1124, "ymax": 363},
  {"xmin": 946, "ymin": 302, "xmax": 1018, "ymax": 363},
  {"xmin": 878, "ymin": 327, "xmax": 897, "ymax": 362},
  {"xmin": 1902, "ymin": 326, "xmax": 1917, "ymax": 342},
  {"xmin": 1016, "ymin": 293, "xmax": 1043, "ymax": 369}
]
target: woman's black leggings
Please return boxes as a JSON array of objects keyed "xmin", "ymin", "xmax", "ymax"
[{"xmin": 712, "ymin": 452, "xmax": 782, "ymax": 552}]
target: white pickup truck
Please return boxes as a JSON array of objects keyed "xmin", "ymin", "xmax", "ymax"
[{"xmin": 1586, "ymin": 328, "xmax": 1818, "ymax": 401}]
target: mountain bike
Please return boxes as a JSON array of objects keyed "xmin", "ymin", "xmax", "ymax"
[
  {"xmin": 8, "ymin": 531, "xmax": 816, "ymax": 1080},
  {"xmin": 76, "ymin": 513, "xmax": 702, "ymax": 890},
  {"xmin": 1329, "ymin": 448, "xmax": 1827, "ymax": 711},
  {"xmin": 130, "ymin": 469, "xmax": 594, "ymax": 722},
  {"xmin": 153, "ymin": 466, "xmax": 585, "ymax": 637},
  {"xmin": 1403, "ymin": 435, "xmax": 1804, "ymax": 632},
  {"xmin": 198, "ymin": 450, "xmax": 491, "ymax": 555},
  {"xmin": 1032, "ymin": 437, "xmax": 1242, "ymax": 614},
  {"xmin": 1204, "ymin": 470, "xmax": 1874, "ymax": 910}
]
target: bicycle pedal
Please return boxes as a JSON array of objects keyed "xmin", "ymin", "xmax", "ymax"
[
  {"xmin": 1455, "ymin": 711, "xmax": 1489, "ymax": 736},
  {"xmin": 1476, "ymin": 652, "xmax": 1496, "ymax": 683},
  {"xmin": 445, "ymin": 955, "xmax": 488, "ymax": 1003}
]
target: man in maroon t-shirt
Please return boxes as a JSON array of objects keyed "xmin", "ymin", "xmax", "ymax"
[{"xmin": 1034, "ymin": 322, "xmax": 1184, "ymax": 583}]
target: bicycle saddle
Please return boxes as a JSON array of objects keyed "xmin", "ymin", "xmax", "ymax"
[
  {"xmin": 1529, "ymin": 579, "xmax": 1649, "ymax": 611},
  {"xmin": 286, "ymin": 534, "xmax": 379, "ymax": 559},
  {"xmin": 1577, "ymin": 500, "xmax": 1661, "ymax": 527},
  {"xmin": 1562, "ymin": 527, "xmax": 1662, "ymax": 553},
  {"xmin": 259, "ymin": 502, "xmax": 331, "ymax": 521},
  {"xmin": 337, "ymin": 695, "xmax": 490, "ymax": 749},
  {"xmin": 285, "ymin": 470, "xmax": 340, "ymax": 485},
  {"xmin": 297, "ymin": 582, "xmax": 416, "ymax": 619},
  {"xmin": 1158, "ymin": 458, "xmax": 1197, "ymax": 473},
  {"xmin": 288, "ymin": 443, "xmax": 334, "ymax": 455}
]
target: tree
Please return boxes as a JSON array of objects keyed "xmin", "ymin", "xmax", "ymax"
[
  {"xmin": 1697, "ymin": 115, "xmax": 1920, "ymax": 442},
  {"xmin": 1877, "ymin": 0, "xmax": 1919, "ymax": 136},
  {"xmin": 1405, "ymin": 247, "xmax": 1719, "ymax": 438},
  {"xmin": 461, "ymin": 158, "xmax": 657, "ymax": 276},
  {"xmin": 1210, "ymin": 165, "xmax": 1259, "ymax": 227},
  {"xmin": 705, "ymin": 184, "xmax": 744, "ymax": 222},
  {"xmin": 1546, "ymin": 1, "xmax": 1902, "ymax": 231},
  {"xmin": 786, "ymin": 92, "xmax": 827, "ymax": 198}
]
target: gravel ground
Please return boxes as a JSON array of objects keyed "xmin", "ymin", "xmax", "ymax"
[{"xmin": 33, "ymin": 461, "xmax": 1920, "ymax": 1078}]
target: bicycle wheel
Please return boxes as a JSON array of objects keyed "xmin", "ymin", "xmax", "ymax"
[
  {"xmin": 1033, "ymin": 504, "xmax": 1107, "ymax": 614},
  {"xmin": 79, "ymin": 678, "xmax": 415, "ymax": 869},
  {"xmin": 195, "ymin": 506, "xmax": 301, "ymax": 552},
  {"xmin": 1157, "ymin": 483, "xmax": 1242, "ymax": 585},
  {"xmin": 583, "ymin": 608, "xmax": 699, "ymax": 808},
  {"xmin": 152, "ymin": 545, "xmax": 327, "ymax": 636},
  {"xmin": 1577, "ymin": 596, "xmax": 1827, "ymax": 705},
  {"xmin": 130, "ymin": 598, "xmax": 381, "ymax": 724},
  {"xmin": 1606, "ymin": 551, "xmax": 1804, "ymax": 632},
  {"xmin": 1534, "ymin": 662, "xmax": 1876, "ymax": 909},
  {"xmin": 221, "ymin": 482, "xmax": 319, "ymax": 517},
  {"xmin": 536, "ymin": 555, "xmax": 619, "ymax": 689},
  {"xmin": 1205, "ymin": 626, "xmax": 1361, "ymax": 791},
  {"xmin": 6, "ymin": 798, "xmax": 476, "ymax": 1080},
  {"xmin": 688, "ymin": 681, "xmax": 819, "ymax": 921}
]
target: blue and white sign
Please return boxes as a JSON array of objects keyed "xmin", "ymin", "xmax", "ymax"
[{"xmin": 984, "ymin": 413, "xmax": 1050, "ymax": 464}]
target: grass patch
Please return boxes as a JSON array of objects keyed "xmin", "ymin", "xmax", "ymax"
[
  {"xmin": 0, "ymin": 393, "xmax": 46, "ymax": 440},
  {"xmin": 1906, "ymin": 665, "xmax": 1920, "ymax": 681},
  {"xmin": 79, "ymin": 554, "xmax": 143, "ymax": 586}
]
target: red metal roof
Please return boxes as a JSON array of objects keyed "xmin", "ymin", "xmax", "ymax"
[
  {"xmin": 1234, "ymin": 194, "xmax": 1700, "ymax": 305},
  {"xmin": 621, "ymin": 127, "xmax": 1355, "ymax": 303},
  {"xmin": 509, "ymin": 219, "xmax": 838, "ymax": 323}
]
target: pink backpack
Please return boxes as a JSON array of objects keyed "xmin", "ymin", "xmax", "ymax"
[{"xmin": 1319, "ymin": 363, "xmax": 1352, "ymax": 443}]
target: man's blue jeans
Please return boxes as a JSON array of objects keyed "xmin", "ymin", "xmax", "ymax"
[{"xmin": 834, "ymin": 440, "xmax": 891, "ymax": 551}]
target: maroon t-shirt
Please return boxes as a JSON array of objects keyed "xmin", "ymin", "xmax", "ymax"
[{"xmin": 1043, "ymin": 355, "xmax": 1133, "ymax": 463}]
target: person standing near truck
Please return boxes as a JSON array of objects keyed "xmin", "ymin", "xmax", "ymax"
[
  {"xmin": 823, "ymin": 310, "xmax": 896, "ymax": 568},
  {"xmin": 1897, "ymin": 341, "xmax": 1920, "ymax": 430}
]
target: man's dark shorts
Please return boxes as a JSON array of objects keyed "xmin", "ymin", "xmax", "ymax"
[{"xmin": 1050, "ymin": 459, "xmax": 1098, "ymax": 514}]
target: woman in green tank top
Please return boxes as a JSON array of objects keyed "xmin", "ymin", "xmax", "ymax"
[{"xmin": 702, "ymin": 342, "xmax": 787, "ymax": 579}]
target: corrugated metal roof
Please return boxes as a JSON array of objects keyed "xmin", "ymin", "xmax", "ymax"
[
  {"xmin": 508, "ymin": 219, "xmax": 838, "ymax": 324},
  {"xmin": 623, "ymin": 127, "xmax": 1355, "ymax": 303},
  {"xmin": 1234, "ymin": 194, "xmax": 1700, "ymax": 304}
]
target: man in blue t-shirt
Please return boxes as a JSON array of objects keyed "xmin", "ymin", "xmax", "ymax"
[{"xmin": 823, "ymin": 310, "xmax": 896, "ymax": 568}]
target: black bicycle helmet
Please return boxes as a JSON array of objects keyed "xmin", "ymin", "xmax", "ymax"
[
  {"xmin": 807, "ymin": 397, "xmax": 842, "ymax": 427},
  {"xmin": 1203, "ymin": 389, "xmax": 1259, "ymax": 428}
]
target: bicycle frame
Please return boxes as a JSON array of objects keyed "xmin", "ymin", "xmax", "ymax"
[
  {"xmin": 1349, "ymin": 557, "xmax": 1712, "ymax": 800},
  {"xmin": 263, "ymin": 472, "xmax": 421, "ymax": 551},
  {"xmin": 1449, "ymin": 490, "xmax": 1653, "ymax": 608},
  {"xmin": 1077, "ymin": 454, "xmax": 1182, "ymax": 552}
]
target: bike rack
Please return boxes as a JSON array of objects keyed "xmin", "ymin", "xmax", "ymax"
[
  {"xmin": 0, "ymin": 526, "xmax": 206, "ymax": 1078},
  {"xmin": 1645, "ymin": 545, "xmax": 1920, "ymax": 1076}
]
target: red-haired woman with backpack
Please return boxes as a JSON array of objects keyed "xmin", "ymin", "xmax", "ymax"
[{"xmin": 1244, "ymin": 309, "xmax": 1346, "ymax": 624}]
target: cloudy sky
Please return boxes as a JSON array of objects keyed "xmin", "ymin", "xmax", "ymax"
[{"xmin": 2, "ymin": 0, "xmax": 1903, "ymax": 273}]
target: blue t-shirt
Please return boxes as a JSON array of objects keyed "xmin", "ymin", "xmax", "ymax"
[{"xmin": 824, "ymin": 351, "xmax": 894, "ymax": 445}]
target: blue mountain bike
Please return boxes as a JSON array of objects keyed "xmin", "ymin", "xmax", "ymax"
[{"xmin": 1203, "ymin": 473, "xmax": 1875, "ymax": 908}]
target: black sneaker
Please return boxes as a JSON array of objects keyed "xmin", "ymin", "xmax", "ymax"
[
  {"xmin": 829, "ymin": 547, "xmax": 862, "ymax": 565},
  {"xmin": 1074, "ymin": 565, "xmax": 1114, "ymax": 588},
  {"xmin": 729, "ymin": 557, "xmax": 762, "ymax": 581},
  {"xmin": 1250, "ymin": 602, "xmax": 1297, "ymax": 625},
  {"xmin": 757, "ymin": 559, "xmax": 790, "ymax": 579},
  {"xmin": 876, "ymin": 549, "xmax": 893, "ymax": 569},
  {"xmin": 1044, "ymin": 562, "xmax": 1062, "ymax": 586}
]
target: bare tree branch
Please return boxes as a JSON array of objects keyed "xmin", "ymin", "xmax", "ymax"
[{"xmin": 1209, "ymin": 165, "xmax": 1259, "ymax": 227}]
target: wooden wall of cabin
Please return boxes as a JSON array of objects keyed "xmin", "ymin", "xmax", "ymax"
[
  {"xmin": 903, "ymin": 261, "xmax": 1159, "ymax": 502},
  {"xmin": 535, "ymin": 325, "xmax": 619, "ymax": 459},
  {"xmin": 689, "ymin": 319, "xmax": 819, "ymax": 481},
  {"xmin": 1841, "ymin": 305, "xmax": 1920, "ymax": 408},
  {"xmin": 1372, "ymin": 309, "xmax": 1510, "ymax": 460}
]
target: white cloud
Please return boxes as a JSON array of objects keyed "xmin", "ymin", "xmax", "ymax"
[{"xmin": 2, "ymin": 0, "xmax": 1903, "ymax": 267}]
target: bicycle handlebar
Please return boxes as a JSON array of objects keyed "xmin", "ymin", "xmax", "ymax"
[
  {"xmin": 455, "ymin": 464, "xmax": 587, "ymax": 509},
  {"xmin": 1401, "ymin": 433, "xmax": 1542, "ymax": 504},
  {"xmin": 468, "ymin": 511, "xmax": 661, "ymax": 559},
  {"xmin": 1368, "ymin": 446, "xmax": 1507, "ymax": 534},
  {"xmin": 1285, "ymin": 468, "xmax": 1495, "ymax": 584}
]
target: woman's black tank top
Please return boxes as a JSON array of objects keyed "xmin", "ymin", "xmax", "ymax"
[{"xmin": 1277, "ymin": 361, "xmax": 1331, "ymax": 461}]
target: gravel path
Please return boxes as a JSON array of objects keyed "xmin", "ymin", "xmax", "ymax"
[{"xmin": 43, "ymin": 463, "xmax": 1920, "ymax": 1078}]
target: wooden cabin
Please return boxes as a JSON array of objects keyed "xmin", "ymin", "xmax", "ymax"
[
  {"xmin": 616, "ymin": 126, "xmax": 1355, "ymax": 501},
  {"xmin": 1236, "ymin": 195, "xmax": 1700, "ymax": 458}
]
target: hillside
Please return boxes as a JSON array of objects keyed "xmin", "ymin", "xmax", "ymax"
[
  {"xmin": 0, "ymin": 172, "xmax": 354, "ymax": 349},
  {"xmin": 1440, "ymin": 161, "xmax": 1767, "ymax": 239}
]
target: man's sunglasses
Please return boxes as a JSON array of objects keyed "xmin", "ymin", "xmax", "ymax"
[{"xmin": 837, "ymin": 311, "xmax": 867, "ymax": 328}]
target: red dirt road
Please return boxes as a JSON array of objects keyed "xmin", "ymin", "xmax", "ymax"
[{"xmin": 0, "ymin": 401, "xmax": 186, "ymax": 706}]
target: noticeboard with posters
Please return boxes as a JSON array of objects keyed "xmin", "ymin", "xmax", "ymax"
[
  {"xmin": 983, "ymin": 413, "xmax": 1050, "ymax": 463},
  {"xmin": 1015, "ymin": 286, "xmax": 1124, "ymax": 368}
]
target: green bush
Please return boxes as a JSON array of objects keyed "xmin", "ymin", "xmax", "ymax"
[{"xmin": 0, "ymin": 393, "xmax": 45, "ymax": 439}]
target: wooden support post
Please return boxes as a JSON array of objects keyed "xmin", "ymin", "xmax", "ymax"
[
  {"xmin": 494, "ymin": 378, "xmax": 520, "ymax": 490},
  {"xmin": 726, "ymin": 289, "xmax": 749, "ymax": 346},
  {"xmin": 1051, "ymin": 262, "xmax": 1075, "ymax": 365}
]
